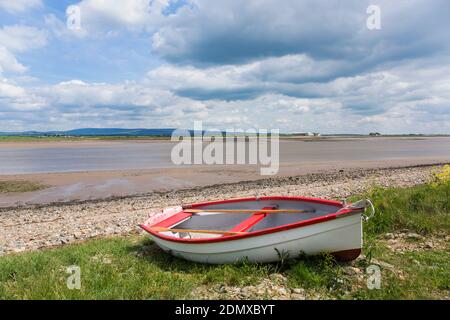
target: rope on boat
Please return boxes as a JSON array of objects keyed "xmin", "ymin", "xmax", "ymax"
[{"xmin": 342, "ymin": 199, "xmax": 375, "ymax": 221}]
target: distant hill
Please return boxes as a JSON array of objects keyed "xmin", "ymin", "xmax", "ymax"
[
  {"xmin": 0, "ymin": 128, "xmax": 177, "ymax": 137},
  {"xmin": 1, "ymin": 129, "xmax": 447, "ymax": 137}
]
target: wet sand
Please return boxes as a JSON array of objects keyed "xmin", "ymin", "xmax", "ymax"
[{"xmin": 0, "ymin": 137, "xmax": 449, "ymax": 207}]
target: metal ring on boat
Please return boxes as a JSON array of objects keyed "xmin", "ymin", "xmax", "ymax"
[{"xmin": 362, "ymin": 199, "xmax": 375, "ymax": 222}]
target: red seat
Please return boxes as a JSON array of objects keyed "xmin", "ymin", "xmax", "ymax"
[{"xmin": 229, "ymin": 206, "xmax": 275, "ymax": 232}]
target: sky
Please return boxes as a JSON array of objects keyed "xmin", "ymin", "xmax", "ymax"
[{"xmin": 0, "ymin": 0, "xmax": 449, "ymax": 134}]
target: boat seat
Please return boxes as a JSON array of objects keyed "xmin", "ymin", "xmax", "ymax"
[
  {"xmin": 228, "ymin": 206, "xmax": 274, "ymax": 232},
  {"xmin": 154, "ymin": 212, "xmax": 192, "ymax": 228}
]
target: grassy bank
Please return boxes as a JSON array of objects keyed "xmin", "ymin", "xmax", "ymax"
[
  {"xmin": 0, "ymin": 174, "xmax": 448, "ymax": 299},
  {"xmin": 0, "ymin": 180, "xmax": 47, "ymax": 193}
]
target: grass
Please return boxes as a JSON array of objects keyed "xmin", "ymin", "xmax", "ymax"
[
  {"xmin": 353, "ymin": 182, "xmax": 449, "ymax": 236},
  {"xmin": 0, "ymin": 237, "xmax": 273, "ymax": 299},
  {"xmin": 0, "ymin": 180, "xmax": 47, "ymax": 193},
  {"xmin": 351, "ymin": 248, "xmax": 450, "ymax": 299},
  {"xmin": 0, "ymin": 179, "xmax": 449, "ymax": 299}
]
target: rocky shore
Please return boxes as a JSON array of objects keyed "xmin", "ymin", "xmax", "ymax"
[{"xmin": 0, "ymin": 165, "xmax": 441, "ymax": 256}]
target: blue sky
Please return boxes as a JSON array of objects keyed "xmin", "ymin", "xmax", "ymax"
[{"xmin": 0, "ymin": 0, "xmax": 449, "ymax": 133}]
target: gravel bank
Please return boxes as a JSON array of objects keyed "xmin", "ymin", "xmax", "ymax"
[{"xmin": 0, "ymin": 165, "xmax": 441, "ymax": 255}]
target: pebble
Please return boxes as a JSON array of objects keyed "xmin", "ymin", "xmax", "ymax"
[
  {"xmin": 292, "ymin": 288, "xmax": 305, "ymax": 294},
  {"xmin": 406, "ymin": 233, "xmax": 424, "ymax": 240},
  {"xmin": 383, "ymin": 233, "xmax": 395, "ymax": 239},
  {"xmin": 343, "ymin": 266, "xmax": 362, "ymax": 276},
  {"xmin": 382, "ymin": 231, "xmax": 446, "ymax": 252},
  {"xmin": 371, "ymin": 259, "xmax": 395, "ymax": 271},
  {"xmin": 291, "ymin": 293, "xmax": 306, "ymax": 300},
  {"xmin": 192, "ymin": 277, "xmax": 306, "ymax": 300},
  {"xmin": 425, "ymin": 241, "xmax": 434, "ymax": 249}
]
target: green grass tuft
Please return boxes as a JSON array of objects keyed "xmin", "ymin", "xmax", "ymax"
[
  {"xmin": 353, "ymin": 181, "xmax": 450, "ymax": 236},
  {"xmin": 0, "ymin": 180, "xmax": 47, "ymax": 193}
]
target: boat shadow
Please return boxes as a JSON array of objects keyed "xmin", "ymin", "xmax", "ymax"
[
  {"xmin": 126, "ymin": 237, "xmax": 353, "ymax": 274},
  {"xmin": 126, "ymin": 238, "xmax": 222, "ymax": 273}
]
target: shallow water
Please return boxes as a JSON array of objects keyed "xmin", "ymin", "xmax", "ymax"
[{"xmin": 0, "ymin": 137, "xmax": 449, "ymax": 175}]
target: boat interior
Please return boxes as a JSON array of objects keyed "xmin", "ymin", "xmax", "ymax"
[{"xmin": 154, "ymin": 199, "xmax": 344, "ymax": 239}]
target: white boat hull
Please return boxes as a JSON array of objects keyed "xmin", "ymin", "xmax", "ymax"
[{"xmin": 148, "ymin": 213, "xmax": 362, "ymax": 264}]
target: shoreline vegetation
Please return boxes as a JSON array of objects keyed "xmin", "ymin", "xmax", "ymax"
[
  {"xmin": 0, "ymin": 166, "xmax": 448, "ymax": 299},
  {"xmin": 0, "ymin": 180, "xmax": 47, "ymax": 194}
]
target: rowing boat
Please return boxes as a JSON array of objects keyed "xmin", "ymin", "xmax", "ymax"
[{"xmin": 140, "ymin": 196, "xmax": 374, "ymax": 264}]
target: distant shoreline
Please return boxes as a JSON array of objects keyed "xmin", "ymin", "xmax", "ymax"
[
  {"xmin": 0, "ymin": 135, "xmax": 172, "ymax": 143},
  {"xmin": 1, "ymin": 134, "xmax": 450, "ymax": 145}
]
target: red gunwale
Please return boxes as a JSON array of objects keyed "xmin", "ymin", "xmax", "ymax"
[
  {"xmin": 183, "ymin": 195, "xmax": 344, "ymax": 209},
  {"xmin": 140, "ymin": 196, "xmax": 363, "ymax": 244}
]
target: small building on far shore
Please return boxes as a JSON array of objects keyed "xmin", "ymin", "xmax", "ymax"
[
  {"xmin": 369, "ymin": 132, "xmax": 381, "ymax": 136},
  {"xmin": 295, "ymin": 132, "xmax": 321, "ymax": 136}
]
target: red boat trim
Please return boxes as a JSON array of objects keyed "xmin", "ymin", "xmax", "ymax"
[
  {"xmin": 141, "ymin": 196, "xmax": 363, "ymax": 244},
  {"xmin": 184, "ymin": 195, "xmax": 343, "ymax": 209}
]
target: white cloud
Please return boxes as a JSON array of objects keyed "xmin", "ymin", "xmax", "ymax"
[
  {"xmin": 0, "ymin": 47, "xmax": 27, "ymax": 73},
  {"xmin": 0, "ymin": 25, "xmax": 47, "ymax": 52},
  {"xmin": 0, "ymin": 25, "xmax": 47, "ymax": 76},
  {"xmin": 1, "ymin": 71, "xmax": 449, "ymax": 134},
  {"xmin": 70, "ymin": 0, "xmax": 170, "ymax": 34},
  {"xmin": 0, "ymin": 76, "xmax": 47, "ymax": 115},
  {"xmin": 1, "ymin": 47, "xmax": 449, "ymax": 133},
  {"xmin": 0, "ymin": 77, "xmax": 26, "ymax": 98},
  {"xmin": 150, "ymin": 0, "xmax": 450, "ymax": 71},
  {"xmin": 146, "ymin": 54, "xmax": 348, "ymax": 97},
  {"xmin": 0, "ymin": 0, "xmax": 42, "ymax": 13}
]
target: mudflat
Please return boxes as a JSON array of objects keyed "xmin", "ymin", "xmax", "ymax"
[{"xmin": 0, "ymin": 136, "xmax": 449, "ymax": 207}]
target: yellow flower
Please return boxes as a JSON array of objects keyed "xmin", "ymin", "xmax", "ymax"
[{"xmin": 432, "ymin": 164, "xmax": 450, "ymax": 186}]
